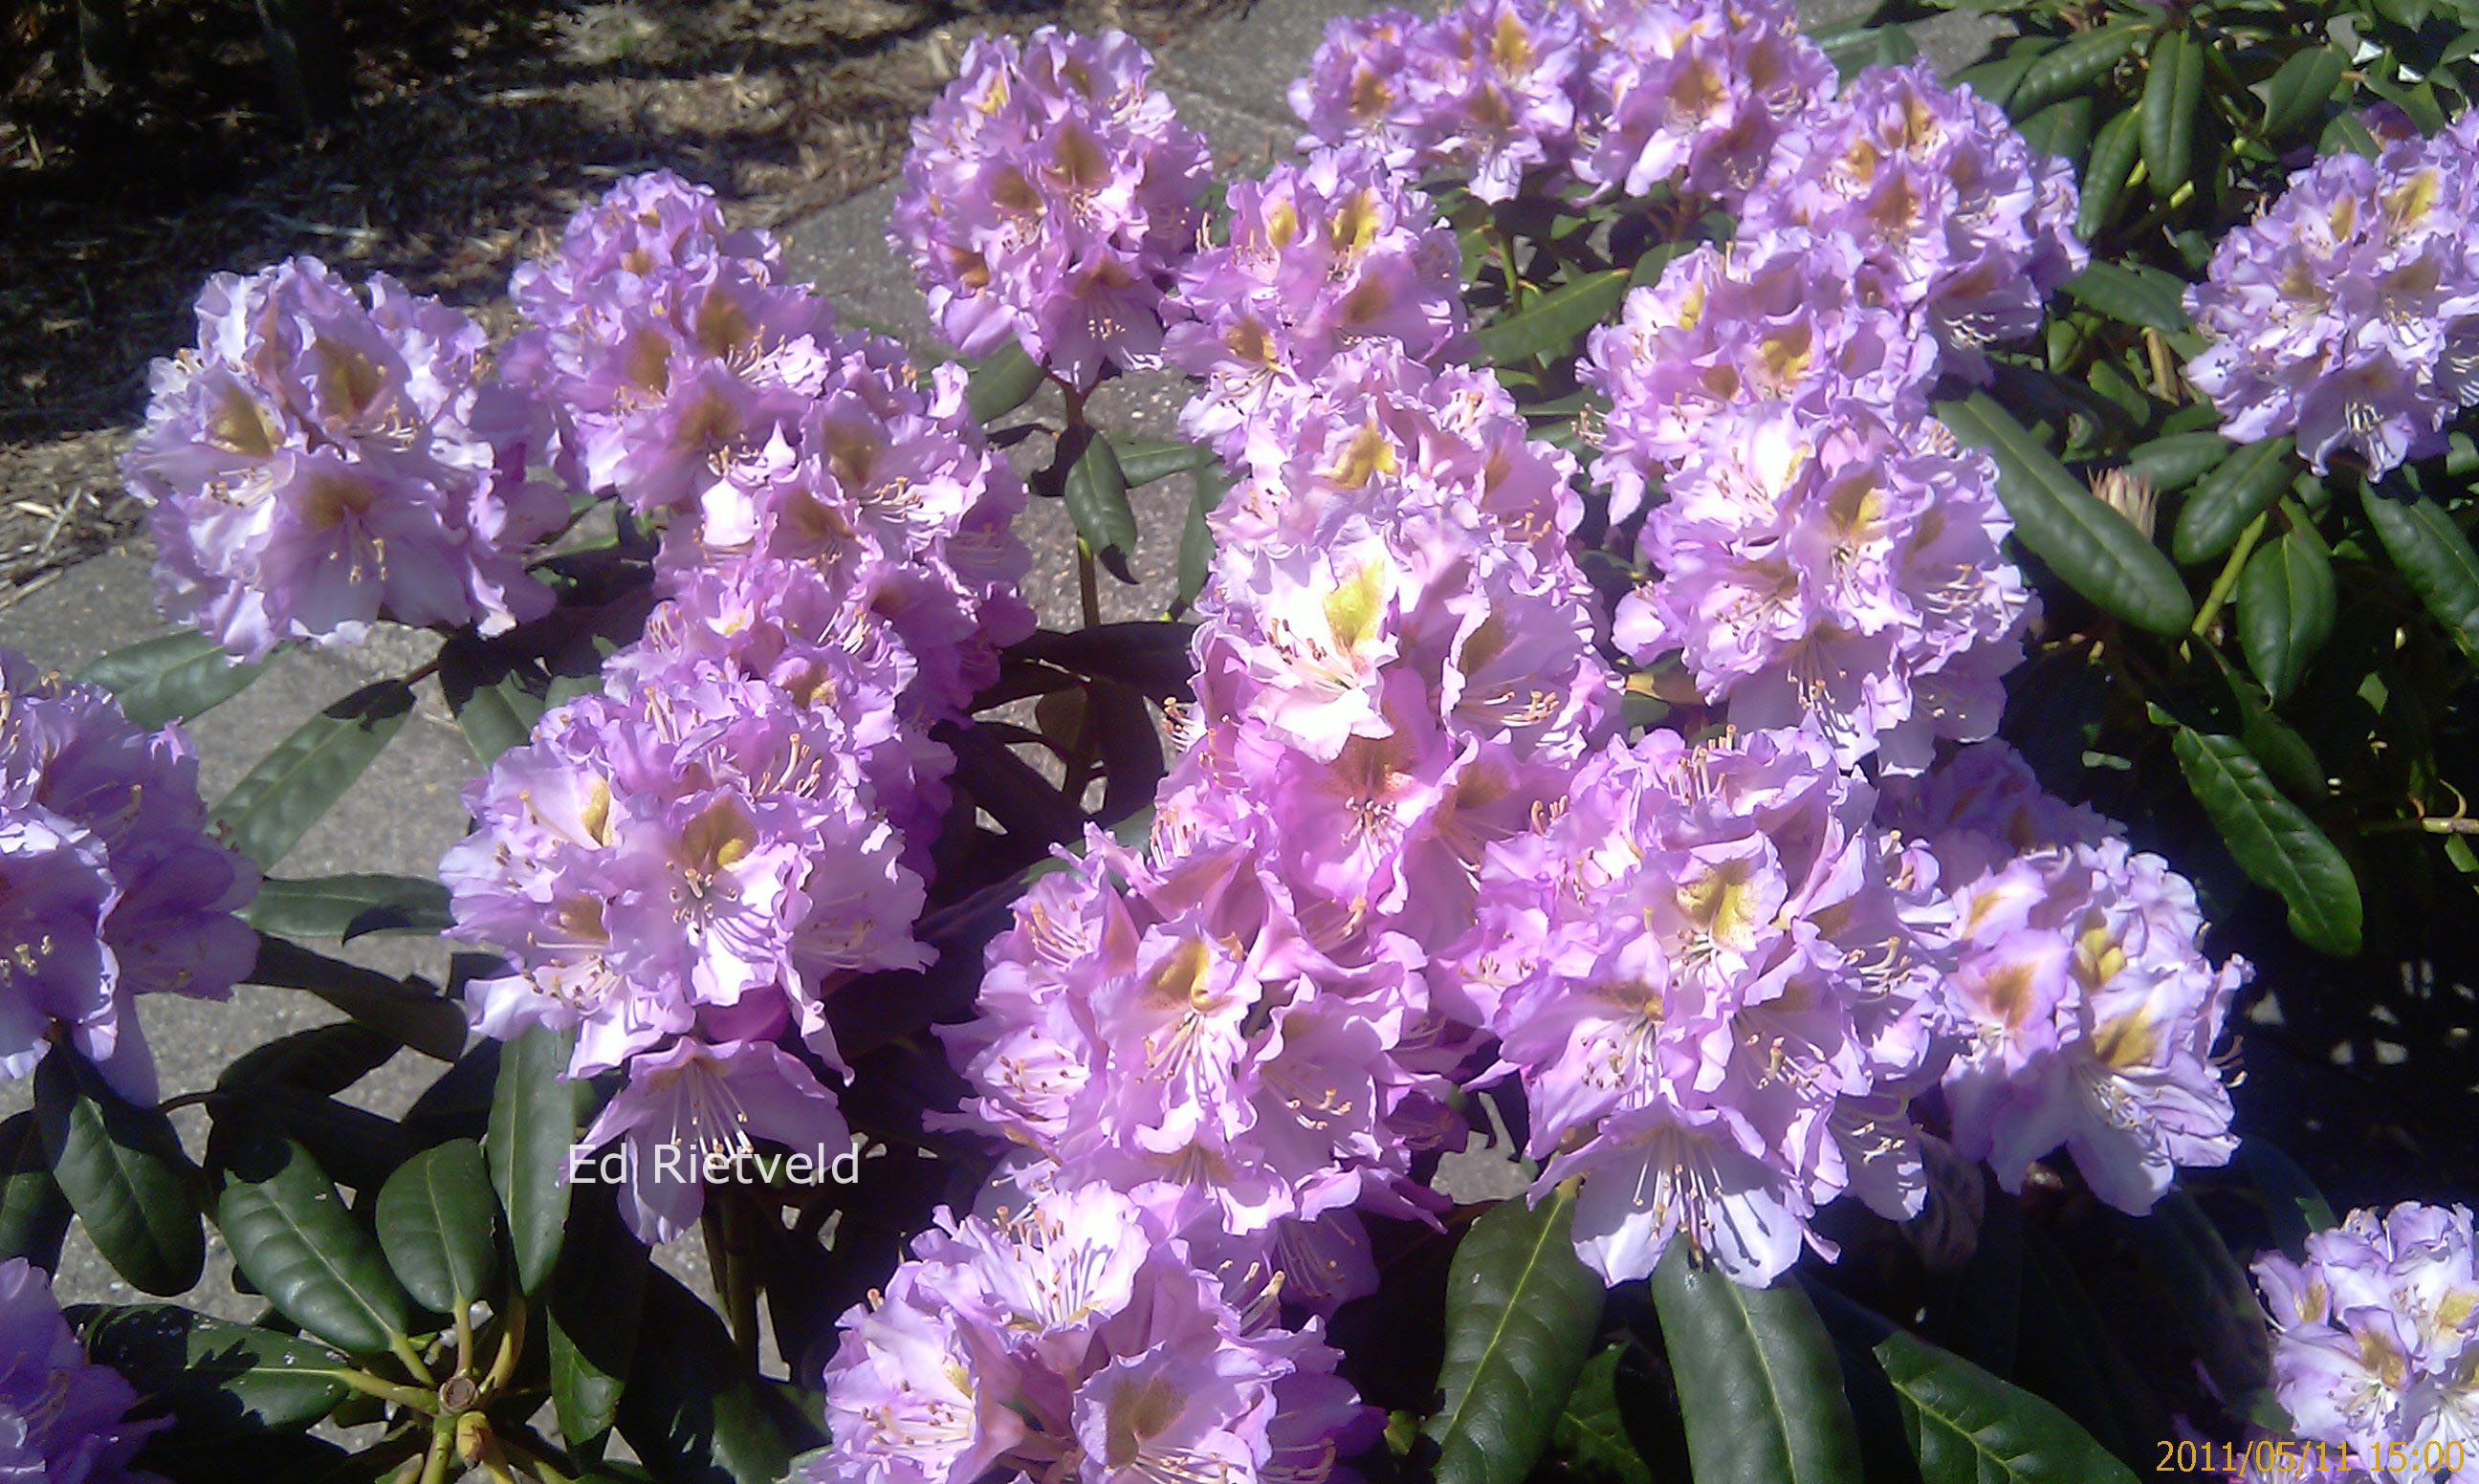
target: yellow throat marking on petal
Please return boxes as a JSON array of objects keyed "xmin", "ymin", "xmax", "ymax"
[
  {"xmin": 1327, "ymin": 419, "xmax": 1397, "ymax": 489},
  {"xmin": 1324, "ymin": 559, "xmax": 1390, "ymax": 652}
]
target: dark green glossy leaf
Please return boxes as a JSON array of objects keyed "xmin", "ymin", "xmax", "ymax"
[
  {"xmin": 489, "ymin": 1024, "xmax": 581, "ymax": 1295},
  {"xmin": 438, "ymin": 634, "xmax": 548, "ymax": 766},
  {"xmin": 2237, "ymin": 1138, "xmax": 2336, "ymax": 1257},
  {"xmin": 1476, "ymin": 269, "xmax": 1630, "ymax": 365},
  {"xmin": 245, "ymin": 874, "xmax": 452, "ymax": 941},
  {"xmin": 1875, "ymin": 1325, "xmax": 2139, "ymax": 1483},
  {"xmin": 2237, "ymin": 525, "xmax": 2336, "ymax": 702},
  {"xmin": 212, "ymin": 1124, "xmax": 412, "ymax": 1355},
  {"xmin": 2322, "ymin": 110, "xmax": 2380, "ymax": 157},
  {"xmin": 1650, "ymin": 1245, "xmax": 1861, "ymax": 1484},
  {"xmin": 1813, "ymin": 18, "xmax": 1920, "ymax": 79},
  {"xmin": 2015, "ymin": 96, "xmax": 2095, "ymax": 166},
  {"xmin": 1423, "ymin": 1189, "xmax": 1608, "ymax": 1484},
  {"xmin": 1939, "ymin": 393, "xmax": 2193, "ymax": 634},
  {"xmin": 244, "ymin": 936, "xmax": 466, "ymax": 1061},
  {"xmin": 2011, "ymin": 24, "xmax": 2143, "ymax": 119},
  {"xmin": 617, "ymin": 1270, "xmax": 794, "ymax": 1484},
  {"xmin": 2170, "ymin": 727, "xmax": 2361, "ymax": 954},
  {"xmin": 214, "ymin": 1023, "xmax": 398, "ymax": 1098},
  {"xmin": 2119, "ymin": 1190, "xmax": 2268, "ymax": 1406},
  {"xmin": 77, "ymin": 631, "xmax": 267, "ymax": 731},
  {"xmin": 551, "ymin": 1188, "xmax": 648, "ymax": 1448},
  {"xmin": 2140, "ymin": 28, "xmax": 2204, "ymax": 197},
  {"xmin": 211, "ymin": 680, "xmax": 414, "ymax": 870},
  {"xmin": 2077, "ymin": 109, "xmax": 2142, "ymax": 241},
  {"xmin": 0, "ymin": 1111, "xmax": 71, "ymax": 1268},
  {"xmin": 1556, "ymin": 1345, "xmax": 1657, "ymax": 1484},
  {"xmin": 1953, "ymin": 39, "xmax": 2054, "ymax": 110},
  {"xmin": 373, "ymin": 1138, "xmax": 496, "ymax": 1312},
  {"xmin": 2262, "ymin": 46, "xmax": 2346, "ymax": 139},
  {"xmin": 2174, "ymin": 437, "xmax": 2296, "ymax": 563},
  {"xmin": 2359, "ymin": 482, "xmax": 2479, "ymax": 663},
  {"xmin": 1009, "ymin": 622, "xmax": 1196, "ymax": 702},
  {"xmin": 1174, "ymin": 463, "xmax": 1229, "ymax": 619},
  {"xmin": 219, "ymin": 1084, "xmax": 423, "ymax": 1194},
  {"xmin": 34, "ymin": 1047, "xmax": 203, "ymax": 1296},
  {"xmin": 1113, "ymin": 440, "xmax": 1217, "ymax": 488},
  {"xmin": 2060, "ymin": 260, "xmax": 2189, "ymax": 332},
  {"xmin": 74, "ymin": 1303, "xmax": 356, "ymax": 1433},
  {"xmin": 2123, "ymin": 431, "xmax": 2231, "ymax": 493},
  {"xmin": 966, "ymin": 341, "xmax": 1045, "ymax": 424},
  {"xmin": 1064, "ymin": 431, "xmax": 1140, "ymax": 583}
]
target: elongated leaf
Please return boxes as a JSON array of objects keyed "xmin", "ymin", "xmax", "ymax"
[
  {"xmin": 1556, "ymin": 1345, "xmax": 1656, "ymax": 1484},
  {"xmin": 1477, "ymin": 270, "xmax": 1630, "ymax": 365},
  {"xmin": 2237, "ymin": 526, "xmax": 2336, "ymax": 702},
  {"xmin": 2140, "ymin": 28, "xmax": 2203, "ymax": 197},
  {"xmin": 2124, "ymin": 431, "xmax": 2231, "ymax": 493},
  {"xmin": 2360, "ymin": 483, "xmax": 2479, "ymax": 662},
  {"xmin": 1113, "ymin": 440, "xmax": 1217, "ymax": 488},
  {"xmin": 1064, "ymin": 431, "xmax": 1140, "ymax": 583},
  {"xmin": 439, "ymin": 634, "xmax": 549, "ymax": 766},
  {"xmin": 2170, "ymin": 728, "xmax": 2360, "ymax": 954},
  {"xmin": 1174, "ymin": 463, "xmax": 1229, "ymax": 619},
  {"xmin": 374, "ymin": 1138, "xmax": 497, "ymax": 1313},
  {"xmin": 1953, "ymin": 39, "xmax": 2053, "ymax": 110},
  {"xmin": 1424, "ymin": 1189, "xmax": 1608, "ymax": 1484},
  {"xmin": 2117, "ymin": 1191, "xmax": 2268, "ymax": 1405},
  {"xmin": 211, "ymin": 680, "xmax": 414, "ymax": 869},
  {"xmin": 1876, "ymin": 1325, "xmax": 2139, "ymax": 1483},
  {"xmin": 967, "ymin": 341, "xmax": 1046, "ymax": 424},
  {"xmin": 489, "ymin": 1024, "xmax": 581, "ymax": 1295},
  {"xmin": 245, "ymin": 874, "xmax": 452, "ymax": 941},
  {"xmin": 75, "ymin": 1303, "xmax": 357, "ymax": 1434},
  {"xmin": 2011, "ymin": 24, "xmax": 2143, "ymax": 119},
  {"xmin": 2237, "ymin": 1138, "xmax": 2336, "ymax": 1257},
  {"xmin": 34, "ymin": 1048, "xmax": 203, "ymax": 1296},
  {"xmin": 2015, "ymin": 97, "xmax": 2094, "ymax": 167},
  {"xmin": 551, "ymin": 1187, "xmax": 648, "ymax": 1448},
  {"xmin": 617, "ymin": 1270, "xmax": 794, "ymax": 1484},
  {"xmin": 2060, "ymin": 260, "xmax": 2188, "ymax": 332},
  {"xmin": 1939, "ymin": 394, "xmax": 2193, "ymax": 634},
  {"xmin": 245, "ymin": 936, "xmax": 466, "ymax": 1061},
  {"xmin": 1650, "ymin": 1246, "xmax": 1861, "ymax": 1484},
  {"xmin": 1010, "ymin": 623, "xmax": 1197, "ymax": 702},
  {"xmin": 2173, "ymin": 437, "xmax": 2295, "ymax": 563},
  {"xmin": 1813, "ymin": 18, "xmax": 1919, "ymax": 79},
  {"xmin": 0, "ymin": 1111, "xmax": 71, "ymax": 1267},
  {"xmin": 2077, "ymin": 108, "xmax": 2142, "ymax": 241},
  {"xmin": 220, "ymin": 1084, "xmax": 423, "ymax": 1195},
  {"xmin": 2263, "ymin": 46, "xmax": 2346, "ymax": 138},
  {"xmin": 212, "ymin": 1124, "xmax": 412, "ymax": 1355},
  {"xmin": 215, "ymin": 1023, "xmax": 398, "ymax": 1098},
  {"xmin": 77, "ymin": 632, "xmax": 267, "ymax": 731},
  {"xmin": 2322, "ymin": 110, "xmax": 2380, "ymax": 158}
]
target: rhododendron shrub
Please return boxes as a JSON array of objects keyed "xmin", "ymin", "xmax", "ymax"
[{"xmin": 20, "ymin": 0, "xmax": 2479, "ymax": 1478}]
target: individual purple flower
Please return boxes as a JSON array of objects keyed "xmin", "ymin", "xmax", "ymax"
[
  {"xmin": 1612, "ymin": 404, "xmax": 2031, "ymax": 771},
  {"xmin": 1, "ymin": 1258, "xmax": 165, "ymax": 1482},
  {"xmin": 509, "ymin": 168, "xmax": 779, "ymax": 338},
  {"xmin": 1162, "ymin": 145, "xmax": 1468, "ymax": 460},
  {"xmin": 1458, "ymin": 726, "xmax": 1948, "ymax": 1284},
  {"xmin": 1740, "ymin": 61, "xmax": 2086, "ymax": 379},
  {"xmin": 805, "ymin": 1183, "xmax": 1377, "ymax": 1484},
  {"xmin": 1, "ymin": 649, "xmax": 259, "ymax": 1103},
  {"xmin": 1570, "ymin": 0, "xmax": 1835, "ymax": 207},
  {"xmin": 1286, "ymin": 10, "xmax": 1425, "ymax": 167},
  {"xmin": 1393, "ymin": 0, "xmax": 1587, "ymax": 201},
  {"xmin": 2183, "ymin": 133, "xmax": 2479, "ymax": 477},
  {"xmin": 1877, "ymin": 741, "xmax": 2246, "ymax": 1213},
  {"xmin": 891, "ymin": 28, "xmax": 1210, "ymax": 388},
  {"xmin": 2249, "ymin": 1203, "xmax": 2479, "ymax": 1478},
  {"xmin": 124, "ymin": 258, "xmax": 570, "ymax": 659}
]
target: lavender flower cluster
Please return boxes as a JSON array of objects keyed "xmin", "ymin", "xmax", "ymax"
[
  {"xmin": 1, "ymin": 1258, "xmax": 162, "ymax": 1482},
  {"xmin": 2, "ymin": 650, "xmax": 258, "ymax": 1103},
  {"xmin": 2184, "ymin": 115, "xmax": 2479, "ymax": 478}
]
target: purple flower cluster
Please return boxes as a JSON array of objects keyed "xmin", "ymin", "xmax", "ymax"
[
  {"xmin": 2251, "ymin": 1202, "xmax": 2479, "ymax": 1479},
  {"xmin": 1454, "ymin": 726, "xmax": 1946, "ymax": 1284},
  {"xmin": 2183, "ymin": 116, "xmax": 2479, "ymax": 477},
  {"xmin": 805, "ymin": 1183, "xmax": 1377, "ymax": 1484},
  {"xmin": 2, "ymin": 649, "xmax": 258, "ymax": 1103},
  {"xmin": 891, "ymin": 29, "xmax": 1211, "ymax": 388},
  {"xmin": 1289, "ymin": 0, "xmax": 1830, "ymax": 208},
  {"xmin": 0, "ymin": 1258, "xmax": 163, "ymax": 1482},
  {"xmin": 1741, "ymin": 61, "xmax": 2086, "ymax": 377},
  {"xmin": 1878, "ymin": 742, "xmax": 2245, "ymax": 1213},
  {"xmin": 1162, "ymin": 144, "xmax": 1468, "ymax": 460},
  {"xmin": 951, "ymin": 342, "xmax": 1616, "ymax": 1299},
  {"xmin": 125, "ymin": 258, "xmax": 570, "ymax": 660}
]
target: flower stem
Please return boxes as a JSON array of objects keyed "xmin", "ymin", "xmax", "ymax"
[{"xmin": 2189, "ymin": 512, "xmax": 2268, "ymax": 639}]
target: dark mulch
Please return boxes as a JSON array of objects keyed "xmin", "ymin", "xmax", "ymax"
[{"xmin": 0, "ymin": 0, "xmax": 1238, "ymax": 597}]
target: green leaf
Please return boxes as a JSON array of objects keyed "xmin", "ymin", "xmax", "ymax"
[
  {"xmin": 2015, "ymin": 96, "xmax": 2095, "ymax": 166},
  {"xmin": 212, "ymin": 1123, "xmax": 413, "ymax": 1355},
  {"xmin": 2011, "ymin": 23, "xmax": 2144, "ymax": 119},
  {"xmin": 617, "ymin": 1270, "xmax": 793, "ymax": 1484},
  {"xmin": 2173, "ymin": 438, "xmax": 2296, "ymax": 563},
  {"xmin": 214, "ymin": 1023, "xmax": 399, "ymax": 1098},
  {"xmin": 1009, "ymin": 622, "xmax": 1197, "ymax": 702},
  {"xmin": 1953, "ymin": 39, "xmax": 2055, "ymax": 110},
  {"xmin": 489, "ymin": 1024, "xmax": 581, "ymax": 1295},
  {"xmin": 1650, "ymin": 1246, "xmax": 1862, "ymax": 1484},
  {"xmin": 2118, "ymin": 1190, "xmax": 2268, "ymax": 1406},
  {"xmin": 1174, "ymin": 463, "xmax": 1229, "ymax": 619},
  {"xmin": 2262, "ymin": 46, "xmax": 2346, "ymax": 139},
  {"xmin": 2077, "ymin": 109, "xmax": 2143, "ymax": 241},
  {"xmin": 2359, "ymin": 482, "xmax": 2479, "ymax": 663},
  {"xmin": 1064, "ymin": 431, "xmax": 1140, "ymax": 583},
  {"xmin": 2321, "ymin": 110, "xmax": 2380, "ymax": 158},
  {"xmin": 244, "ymin": 936, "xmax": 466, "ymax": 1062},
  {"xmin": 1813, "ymin": 18, "xmax": 1919, "ymax": 79},
  {"xmin": 2060, "ymin": 260, "xmax": 2189, "ymax": 332},
  {"xmin": 245, "ymin": 874, "xmax": 452, "ymax": 941},
  {"xmin": 551, "ymin": 1189, "xmax": 648, "ymax": 1448},
  {"xmin": 210, "ymin": 680, "xmax": 415, "ymax": 869},
  {"xmin": 1423, "ymin": 1189, "xmax": 1608, "ymax": 1484},
  {"xmin": 77, "ymin": 632, "xmax": 267, "ymax": 731},
  {"xmin": 2236, "ymin": 1138, "xmax": 2336, "ymax": 1257},
  {"xmin": 438, "ymin": 634, "xmax": 548, "ymax": 765},
  {"xmin": 1556, "ymin": 1345, "xmax": 1656, "ymax": 1484},
  {"xmin": 0, "ymin": 1111, "xmax": 71, "ymax": 1268},
  {"xmin": 373, "ymin": 1138, "xmax": 497, "ymax": 1313},
  {"xmin": 1938, "ymin": 393, "xmax": 2193, "ymax": 634},
  {"xmin": 1875, "ymin": 1325, "xmax": 2139, "ymax": 1483},
  {"xmin": 2140, "ymin": 28, "xmax": 2204, "ymax": 197},
  {"xmin": 74, "ymin": 1303, "xmax": 357, "ymax": 1434},
  {"xmin": 1476, "ymin": 269, "xmax": 1630, "ymax": 366},
  {"xmin": 966, "ymin": 341, "xmax": 1046, "ymax": 424},
  {"xmin": 34, "ymin": 1047, "xmax": 204, "ymax": 1296},
  {"xmin": 1113, "ymin": 440, "xmax": 1217, "ymax": 488},
  {"xmin": 2123, "ymin": 431, "xmax": 2232, "ymax": 493},
  {"xmin": 2170, "ymin": 727, "xmax": 2361, "ymax": 954},
  {"xmin": 2237, "ymin": 525, "xmax": 2336, "ymax": 702}
]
